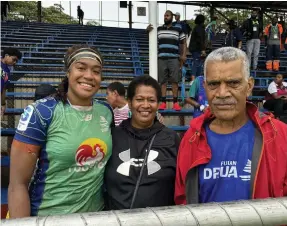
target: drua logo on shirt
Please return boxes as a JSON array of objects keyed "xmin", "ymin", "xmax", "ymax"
[
  {"xmin": 69, "ymin": 138, "xmax": 108, "ymax": 173},
  {"xmin": 17, "ymin": 105, "xmax": 34, "ymax": 132},
  {"xmin": 203, "ymin": 159, "xmax": 251, "ymax": 181},
  {"xmin": 117, "ymin": 148, "xmax": 161, "ymax": 176}
]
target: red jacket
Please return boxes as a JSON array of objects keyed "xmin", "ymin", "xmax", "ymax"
[{"xmin": 175, "ymin": 102, "xmax": 287, "ymax": 205}]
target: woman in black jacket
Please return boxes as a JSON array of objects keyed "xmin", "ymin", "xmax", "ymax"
[
  {"xmin": 104, "ymin": 75, "xmax": 180, "ymax": 210},
  {"xmin": 189, "ymin": 14, "xmax": 206, "ymax": 82}
]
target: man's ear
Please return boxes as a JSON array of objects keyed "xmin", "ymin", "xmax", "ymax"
[{"xmin": 247, "ymin": 77, "xmax": 255, "ymax": 97}]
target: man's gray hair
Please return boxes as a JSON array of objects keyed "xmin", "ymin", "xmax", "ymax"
[{"xmin": 204, "ymin": 47, "xmax": 250, "ymax": 81}]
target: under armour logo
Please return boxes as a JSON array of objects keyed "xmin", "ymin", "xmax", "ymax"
[{"xmin": 117, "ymin": 149, "xmax": 161, "ymax": 176}]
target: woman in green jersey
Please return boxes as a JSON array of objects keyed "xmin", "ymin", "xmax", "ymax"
[{"xmin": 8, "ymin": 45, "xmax": 113, "ymax": 218}]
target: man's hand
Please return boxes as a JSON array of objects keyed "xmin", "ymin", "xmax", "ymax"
[
  {"xmin": 146, "ymin": 24, "xmax": 154, "ymax": 32},
  {"xmin": 1, "ymin": 105, "xmax": 6, "ymax": 117}
]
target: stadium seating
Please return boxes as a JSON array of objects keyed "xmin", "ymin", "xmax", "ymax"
[{"xmin": 1, "ymin": 21, "xmax": 287, "ymax": 152}]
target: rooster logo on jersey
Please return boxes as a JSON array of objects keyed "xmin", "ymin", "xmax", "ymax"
[{"xmin": 75, "ymin": 138, "xmax": 107, "ymax": 167}]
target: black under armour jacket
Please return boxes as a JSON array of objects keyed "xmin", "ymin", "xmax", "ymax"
[{"xmin": 104, "ymin": 118, "xmax": 180, "ymax": 210}]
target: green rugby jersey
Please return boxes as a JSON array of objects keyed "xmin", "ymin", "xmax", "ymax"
[{"xmin": 14, "ymin": 97, "xmax": 113, "ymax": 216}]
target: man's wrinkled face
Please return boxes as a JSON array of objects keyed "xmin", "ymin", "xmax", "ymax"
[{"xmin": 204, "ymin": 59, "xmax": 254, "ymax": 121}]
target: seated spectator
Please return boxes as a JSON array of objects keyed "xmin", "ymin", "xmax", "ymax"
[
  {"xmin": 225, "ymin": 19, "xmax": 242, "ymax": 49},
  {"xmin": 104, "ymin": 75, "xmax": 180, "ymax": 210},
  {"xmin": 34, "ymin": 84, "xmax": 57, "ymax": 101},
  {"xmin": 185, "ymin": 75, "xmax": 209, "ymax": 118},
  {"xmin": 106, "ymin": 82, "xmax": 129, "ymax": 126},
  {"xmin": 264, "ymin": 17, "xmax": 283, "ymax": 71},
  {"xmin": 263, "ymin": 73, "xmax": 287, "ymax": 118}
]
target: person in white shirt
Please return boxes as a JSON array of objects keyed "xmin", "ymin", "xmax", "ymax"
[
  {"xmin": 106, "ymin": 82, "xmax": 129, "ymax": 126},
  {"xmin": 263, "ymin": 73, "xmax": 287, "ymax": 118}
]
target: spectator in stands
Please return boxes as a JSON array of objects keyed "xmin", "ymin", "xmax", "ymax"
[
  {"xmin": 106, "ymin": 82, "xmax": 129, "ymax": 126},
  {"xmin": 34, "ymin": 84, "xmax": 57, "ymax": 101},
  {"xmin": 189, "ymin": 14, "xmax": 206, "ymax": 82},
  {"xmin": 8, "ymin": 45, "xmax": 114, "ymax": 218},
  {"xmin": 173, "ymin": 12, "xmax": 188, "ymax": 35},
  {"xmin": 185, "ymin": 75, "xmax": 208, "ymax": 118},
  {"xmin": 77, "ymin": 6, "xmax": 84, "ymax": 25},
  {"xmin": 205, "ymin": 16, "xmax": 217, "ymax": 50},
  {"xmin": 225, "ymin": 19, "xmax": 242, "ymax": 49},
  {"xmin": 1, "ymin": 1, "xmax": 10, "ymax": 21},
  {"xmin": 173, "ymin": 13, "xmax": 192, "ymax": 54},
  {"xmin": 263, "ymin": 73, "xmax": 287, "ymax": 118},
  {"xmin": 1, "ymin": 48, "xmax": 22, "ymax": 116},
  {"xmin": 175, "ymin": 47, "xmax": 287, "ymax": 205},
  {"xmin": 146, "ymin": 10, "xmax": 187, "ymax": 111},
  {"xmin": 241, "ymin": 9, "xmax": 263, "ymax": 70},
  {"xmin": 104, "ymin": 75, "xmax": 180, "ymax": 210},
  {"xmin": 264, "ymin": 17, "xmax": 283, "ymax": 71}
]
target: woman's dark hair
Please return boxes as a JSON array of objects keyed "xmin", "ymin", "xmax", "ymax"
[
  {"xmin": 55, "ymin": 44, "xmax": 103, "ymax": 103},
  {"xmin": 2, "ymin": 47, "xmax": 22, "ymax": 59},
  {"xmin": 127, "ymin": 75, "xmax": 161, "ymax": 102},
  {"xmin": 107, "ymin": 82, "xmax": 126, "ymax": 97},
  {"xmin": 195, "ymin": 14, "xmax": 205, "ymax": 25}
]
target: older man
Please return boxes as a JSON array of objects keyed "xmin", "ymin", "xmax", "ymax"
[{"xmin": 175, "ymin": 47, "xmax": 287, "ymax": 205}]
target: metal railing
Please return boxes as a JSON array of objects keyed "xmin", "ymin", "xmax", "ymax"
[{"xmin": 2, "ymin": 197, "xmax": 287, "ymax": 225}]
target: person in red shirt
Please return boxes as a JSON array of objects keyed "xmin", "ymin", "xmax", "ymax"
[
  {"xmin": 175, "ymin": 47, "xmax": 287, "ymax": 205},
  {"xmin": 263, "ymin": 73, "xmax": 287, "ymax": 118}
]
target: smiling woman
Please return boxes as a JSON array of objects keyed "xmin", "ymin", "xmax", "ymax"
[
  {"xmin": 104, "ymin": 75, "xmax": 180, "ymax": 210},
  {"xmin": 8, "ymin": 45, "xmax": 114, "ymax": 218}
]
